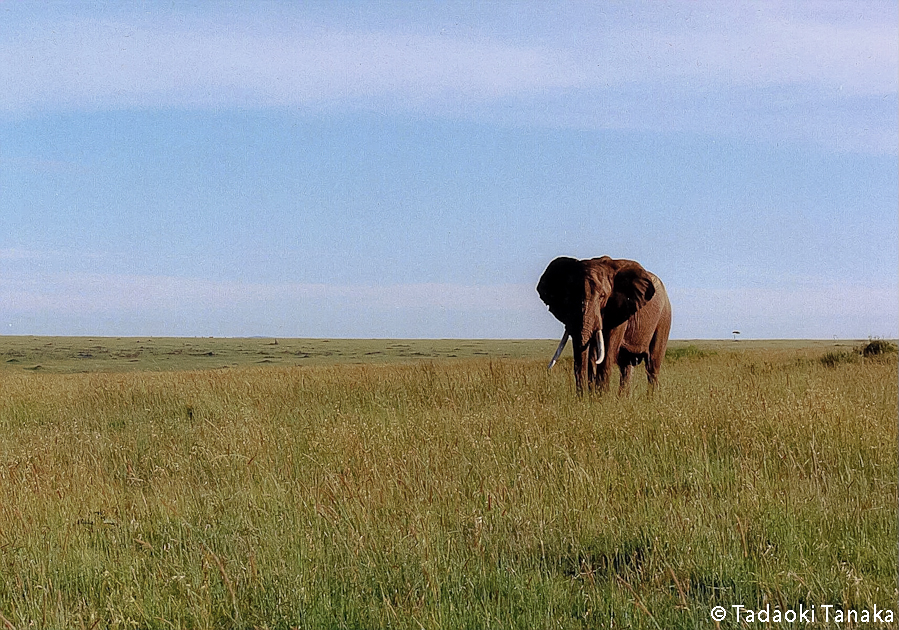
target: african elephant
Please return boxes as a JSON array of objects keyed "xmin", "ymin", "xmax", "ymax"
[{"xmin": 537, "ymin": 256, "xmax": 672, "ymax": 394}]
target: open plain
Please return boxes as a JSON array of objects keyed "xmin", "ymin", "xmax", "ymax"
[{"xmin": 0, "ymin": 337, "xmax": 895, "ymax": 628}]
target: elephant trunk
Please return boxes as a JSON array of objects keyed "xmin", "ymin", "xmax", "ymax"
[{"xmin": 582, "ymin": 295, "xmax": 604, "ymax": 365}]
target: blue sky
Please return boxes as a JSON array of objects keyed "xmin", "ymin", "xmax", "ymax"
[{"xmin": 1, "ymin": 1, "xmax": 896, "ymax": 339}]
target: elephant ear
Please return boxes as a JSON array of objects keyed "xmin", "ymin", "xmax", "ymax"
[
  {"xmin": 605, "ymin": 265, "xmax": 655, "ymax": 328},
  {"xmin": 537, "ymin": 257, "xmax": 584, "ymax": 324}
]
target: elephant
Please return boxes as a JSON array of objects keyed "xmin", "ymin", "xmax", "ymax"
[{"xmin": 537, "ymin": 256, "xmax": 672, "ymax": 394}]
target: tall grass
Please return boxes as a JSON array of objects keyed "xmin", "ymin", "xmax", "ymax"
[{"xmin": 0, "ymin": 350, "xmax": 895, "ymax": 628}]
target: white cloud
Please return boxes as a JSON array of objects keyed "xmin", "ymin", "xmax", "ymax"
[
  {"xmin": 0, "ymin": 19, "xmax": 573, "ymax": 113},
  {"xmin": 592, "ymin": 8, "xmax": 897, "ymax": 96},
  {"xmin": 1, "ymin": 3, "xmax": 893, "ymax": 154}
]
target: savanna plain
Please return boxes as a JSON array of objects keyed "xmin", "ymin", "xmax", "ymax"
[{"xmin": 0, "ymin": 337, "xmax": 895, "ymax": 629}]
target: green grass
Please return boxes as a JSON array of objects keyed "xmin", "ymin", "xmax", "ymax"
[
  {"xmin": 0, "ymin": 338, "xmax": 895, "ymax": 628},
  {"xmin": 0, "ymin": 336, "xmax": 869, "ymax": 374},
  {"xmin": 0, "ymin": 336, "xmax": 553, "ymax": 373}
]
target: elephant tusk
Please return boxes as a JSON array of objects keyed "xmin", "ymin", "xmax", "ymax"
[
  {"xmin": 548, "ymin": 332, "xmax": 569, "ymax": 369},
  {"xmin": 595, "ymin": 331, "xmax": 605, "ymax": 365}
]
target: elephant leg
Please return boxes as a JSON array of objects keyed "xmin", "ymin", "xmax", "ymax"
[
  {"xmin": 586, "ymin": 354, "xmax": 598, "ymax": 393},
  {"xmin": 593, "ymin": 367, "xmax": 609, "ymax": 393},
  {"xmin": 646, "ymin": 326, "xmax": 670, "ymax": 394},
  {"xmin": 618, "ymin": 361, "xmax": 633, "ymax": 396},
  {"xmin": 573, "ymin": 354, "xmax": 584, "ymax": 393},
  {"xmin": 593, "ymin": 343, "xmax": 612, "ymax": 393},
  {"xmin": 645, "ymin": 362, "xmax": 659, "ymax": 394},
  {"xmin": 573, "ymin": 343, "xmax": 588, "ymax": 393},
  {"xmin": 599, "ymin": 327, "xmax": 625, "ymax": 393}
]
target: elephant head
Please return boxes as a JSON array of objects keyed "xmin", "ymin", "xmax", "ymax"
[{"xmin": 537, "ymin": 256, "xmax": 656, "ymax": 390}]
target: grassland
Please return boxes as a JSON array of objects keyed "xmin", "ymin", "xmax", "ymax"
[
  {"xmin": 0, "ymin": 336, "xmax": 864, "ymax": 374},
  {"xmin": 0, "ymin": 338, "xmax": 895, "ymax": 628},
  {"xmin": 0, "ymin": 336, "xmax": 552, "ymax": 373}
]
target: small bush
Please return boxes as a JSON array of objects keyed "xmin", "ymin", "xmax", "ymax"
[
  {"xmin": 862, "ymin": 338, "xmax": 898, "ymax": 358},
  {"xmin": 820, "ymin": 350, "xmax": 857, "ymax": 368}
]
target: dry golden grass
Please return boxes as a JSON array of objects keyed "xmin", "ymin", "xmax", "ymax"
[{"xmin": 0, "ymin": 340, "xmax": 894, "ymax": 628}]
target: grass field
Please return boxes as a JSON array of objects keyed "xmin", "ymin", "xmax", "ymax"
[
  {"xmin": 0, "ymin": 336, "xmax": 553, "ymax": 373},
  {"xmin": 0, "ymin": 337, "xmax": 895, "ymax": 628}
]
